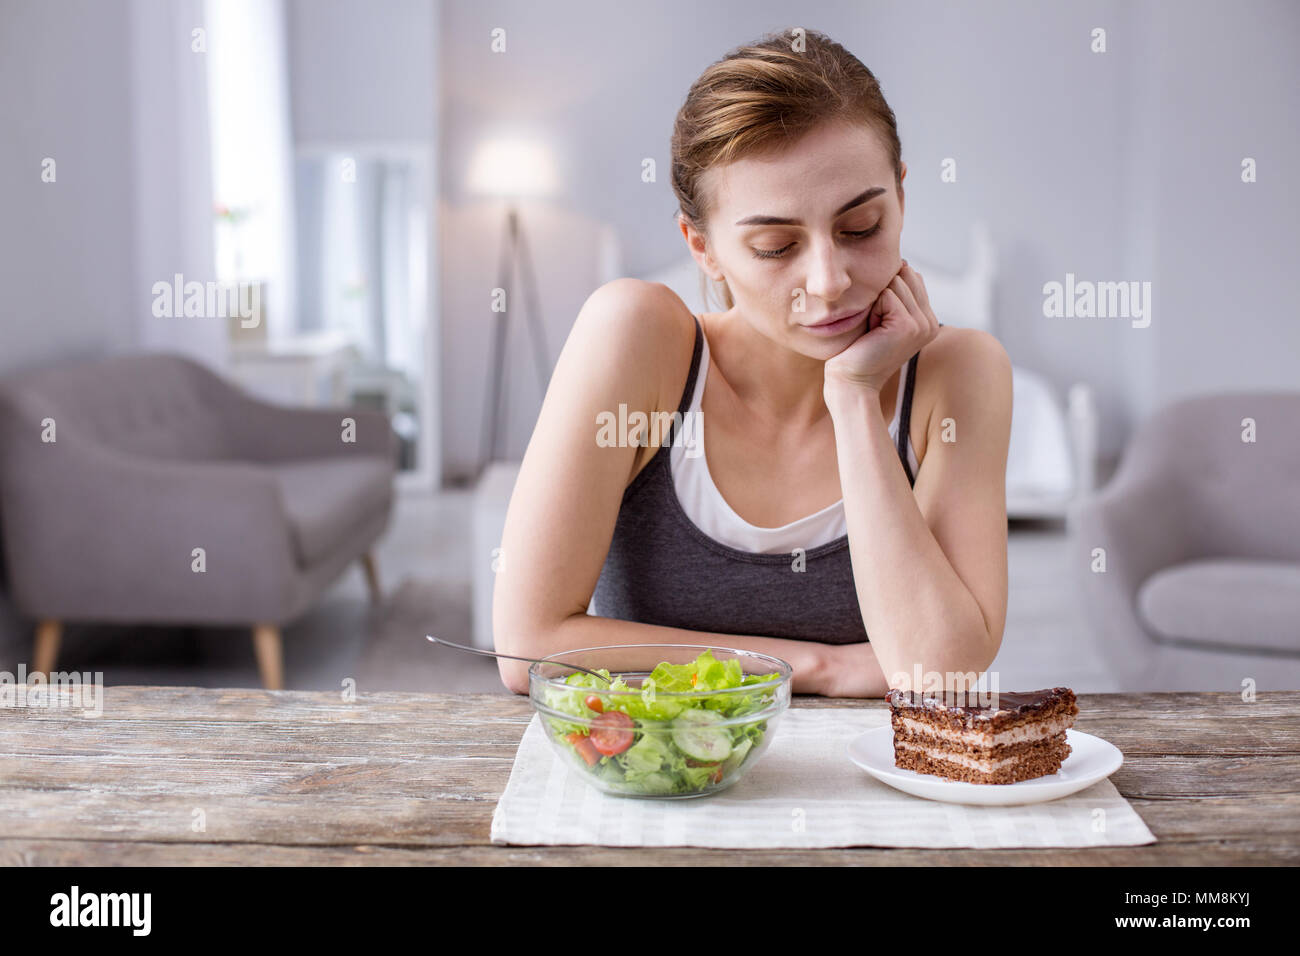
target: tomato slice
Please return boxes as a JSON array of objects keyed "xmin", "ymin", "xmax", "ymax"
[
  {"xmin": 565, "ymin": 731, "xmax": 602, "ymax": 766},
  {"xmin": 684, "ymin": 757, "xmax": 719, "ymax": 768},
  {"xmin": 683, "ymin": 756, "xmax": 725, "ymax": 783},
  {"xmin": 589, "ymin": 711, "xmax": 635, "ymax": 756}
]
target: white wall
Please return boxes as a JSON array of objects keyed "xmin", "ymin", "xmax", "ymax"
[
  {"xmin": 0, "ymin": 0, "xmax": 229, "ymax": 375},
  {"xmin": 287, "ymin": 0, "xmax": 436, "ymax": 143},
  {"xmin": 436, "ymin": 0, "xmax": 1300, "ymax": 473},
  {"xmin": 3, "ymin": 0, "xmax": 1294, "ymax": 477},
  {"xmin": 1122, "ymin": 0, "xmax": 1300, "ymax": 423},
  {"xmin": 0, "ymin": 0, "xmax": 139, "ymax": 375}
]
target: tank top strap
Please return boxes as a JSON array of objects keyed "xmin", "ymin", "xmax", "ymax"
[
  {"xmin": 664, "ymin": 315, "xmax": 704, "ymax": 447},
  {"xmin": 896, "ymin": 322, "xmax": 942, "ymax": 486}
]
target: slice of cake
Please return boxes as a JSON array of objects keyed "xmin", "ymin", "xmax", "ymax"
[{"xmin": 885, "ymin": 687, "xmax": 1079, "ymax": 784}]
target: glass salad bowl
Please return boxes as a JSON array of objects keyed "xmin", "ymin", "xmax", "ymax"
[{"xmin": 529, "ymin": 644, "xmax": 793, "ymax": 799}]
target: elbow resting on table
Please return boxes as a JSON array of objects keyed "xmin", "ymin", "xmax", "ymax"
[
  {"xmin": 496, "ymin": 607, "xmax": 590, "ymax": 695},
  {"xmin": 499, "ymin": 658, "xmax": 530, "ymax": 697},
  {"xmin": 880, "ymin": 634, "xmax": 1001, "ymax": 693},
  {"xmin": 494, "ymin": 623, "xmax": 551, "ymax": 696}
]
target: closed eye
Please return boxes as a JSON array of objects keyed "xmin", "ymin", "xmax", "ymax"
[{"xmin": 751, "ymin": 223, "xmax": 882, "ymax": 260}]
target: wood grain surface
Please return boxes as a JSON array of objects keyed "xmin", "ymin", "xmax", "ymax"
[{"xmin": 1, "ymin": 687, "xmax": 1296, "ymax": 865}]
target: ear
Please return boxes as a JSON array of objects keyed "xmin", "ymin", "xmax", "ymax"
[
  {"xmin": 679, "ymin": 215, "xmax": 723, "ymax": 281},
  {"xmin": 897, "ymin": 161, "xmax": 907, "ymax": 219}
]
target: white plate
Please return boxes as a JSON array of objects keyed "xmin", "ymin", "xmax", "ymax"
[{"xmin": 846, "ymin": 726, "xmax": 1123, "ymax": 806}]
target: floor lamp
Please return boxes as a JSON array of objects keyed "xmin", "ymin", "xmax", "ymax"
[
  {"xmin": 468, "ymin": 137, "xmax": 559, "ymax": 481},
  {"xmin": 478, "ymin": 204, "xmax": 551, "ymax": 479}
]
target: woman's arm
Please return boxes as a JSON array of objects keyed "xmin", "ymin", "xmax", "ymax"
[
  {"xmin": 499, "ymin": 613, "xmax": 832, "ymax": 697},
  {"xmin": 820, "ymin": 640, "xmax": 893, "ymax": 699},
  {"xmin": 823, "ymin": 327, "xmax": 1012, "ymax": 696},
  {"xmin": 823, "ymin": 376, "xmax": 994, "ymax": 693},
  {"xmin": 821, "ymin": 264, "xmax": 1011, "ymax": 697},
  {"xmin": 493, "ymin": 279, "xmax": 835, "ymax": 696}
]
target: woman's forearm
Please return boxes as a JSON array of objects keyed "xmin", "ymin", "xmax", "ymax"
[
  {"xmin": 498, "ymin": 612, "xmax": 833, "ymax": 696},
  {"xmin": 825, "ymin": 639, "xmax": 893, "ymax": 698},
  {"xmin": 825, "ymin": 381, "xmax": 994, "ymax": 691}
]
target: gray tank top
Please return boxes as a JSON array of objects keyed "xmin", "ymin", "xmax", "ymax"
[{"xmin": 590, "ymin": 315, "xmax": 933, "ymax": 645}]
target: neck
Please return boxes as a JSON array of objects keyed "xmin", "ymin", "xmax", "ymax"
[{"xmin": 705, "ymin": 309, "xmax": 834, "ymax": 431}]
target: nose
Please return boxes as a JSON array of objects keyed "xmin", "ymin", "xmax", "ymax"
[{"xmin": 800, "ymin": 234, "xmax": 853, "ymax": 305}]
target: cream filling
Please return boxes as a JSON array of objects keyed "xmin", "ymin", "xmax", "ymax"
[
  {"xmin": 895, "ymin": 741, "xmax": 1026, "ymax": 773},
  {"xmin": 898, "ymin": 714, "xmax": 1072, "ymax": 747}
]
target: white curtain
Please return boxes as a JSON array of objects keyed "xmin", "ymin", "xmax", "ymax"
[{"xmin": 204, "ymin": 0, "xmax": 297, "ymax": 344}]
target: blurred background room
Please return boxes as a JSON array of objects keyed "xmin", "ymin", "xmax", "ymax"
[{"xmin": 1, "ymin": 0, "xmax": 1296, "ymax": 694}]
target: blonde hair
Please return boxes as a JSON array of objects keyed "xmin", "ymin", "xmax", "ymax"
[{"xmin": 670, "ymin": 28, "xmax": 903, "ymax": 310}]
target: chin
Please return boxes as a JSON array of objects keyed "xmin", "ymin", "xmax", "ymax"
[{"xmin": 783, "ymin": 331, "xmax": 842, "ymax": 360}]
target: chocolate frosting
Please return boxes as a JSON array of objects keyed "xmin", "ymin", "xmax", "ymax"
[{"xmin": 886, "ymin": 686, "xmax": 1074, "ymax": 716}]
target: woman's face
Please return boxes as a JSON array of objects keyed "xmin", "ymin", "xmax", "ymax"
[{"xmin": 686, "ymin": 119, "xmax": 906, "ymax": 359}]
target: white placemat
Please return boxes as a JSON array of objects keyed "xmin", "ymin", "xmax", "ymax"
[{"xmin": 490, "ymin": 708, "xmax": 1157, "ymax": 848}]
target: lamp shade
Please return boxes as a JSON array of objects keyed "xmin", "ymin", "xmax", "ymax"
[{"xmin": 466, "ymin": 136, "xmax": 559, "ymax": 199}]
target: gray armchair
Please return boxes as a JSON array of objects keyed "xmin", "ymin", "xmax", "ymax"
[
  {"xmin": 0, "ymin": 352, "xmax": 398, "ymax": 688},
  {"xmin": 1068, "ymin": 391, "xmax": 1300, "ymax": 690}
]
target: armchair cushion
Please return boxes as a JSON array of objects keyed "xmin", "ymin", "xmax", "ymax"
[
  {"xmin": 270, "ymin": 457, "xmax": 394, "ymax": 567},
  {"xmin": 1137, "ymin": 557, "xmax": 1300, "ymax": 655}
]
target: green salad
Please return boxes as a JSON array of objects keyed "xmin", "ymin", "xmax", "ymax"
[{"xmin": 541, "ymin": 649, "xmax": 781, "ymax": 796}]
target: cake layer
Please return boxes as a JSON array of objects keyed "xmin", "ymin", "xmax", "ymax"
[
  {"xmin": 893, "ymin": 733, "xmax": 1070, "ymax": 770},
  {"xmin": 894, "ymin": 737, "xmax": 1072, "ymax": 785},
  {"xmin": 893, "ymin": 713, "xmax": 1074, "ymax": 748},
  {"xmin": 892, "ymin": 728, "xmax": 1070, "ymax": 760}
]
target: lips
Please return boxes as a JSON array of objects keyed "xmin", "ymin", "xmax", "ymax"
[{"xmin": 805, "ymin": 307, "xmax": 868, "ymax": 328}]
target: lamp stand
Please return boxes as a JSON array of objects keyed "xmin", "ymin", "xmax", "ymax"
[{"xmin": 478, "ymin": 204, "xmax": 552, "ymax": 480}]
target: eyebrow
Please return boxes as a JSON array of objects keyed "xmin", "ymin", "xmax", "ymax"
[{"xmin": 734, "ymin": 186, "xmax": 887, "ymax": 227}]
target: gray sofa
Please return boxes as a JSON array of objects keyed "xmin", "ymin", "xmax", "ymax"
[
  {"xmin": 1068, "ymin": 391, "xmax": 1300, "ymax": 690},
  {"xmin": 0, "ymin": 352, "xmax": 397, "ymax": 688}
]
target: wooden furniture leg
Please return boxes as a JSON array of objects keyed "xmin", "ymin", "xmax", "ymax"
[
  {"xmin": 361, "ymin": 551, "xmax": 382, "ymax": 603},
  {"xmin": 252, "ymin": 624, "xmax": 283, "ymax": 690},
  {"xmin": 33, "ymin": 620, "xmax": 61, "ymax": 677}
]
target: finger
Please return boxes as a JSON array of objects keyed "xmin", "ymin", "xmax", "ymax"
[
  {"xmin": 905, "ymin": 266, "xmax": 939, "ymax": 335},
  {"xmin": 880, "ymin": 287, "xmax": 910, "ymax": 325},
  {"xmin": 901, "ymin": 261, "xmax": 932, "ymax": 312},
  {"xmin": 896, "ymin": 266, "xmax": 938, "ymax": 335},
  {"xmin": 889, "ymin": 275, "xmax": 923, "ymax": 330},
  {"xmin": 868, "ymin": 293, "xmax": 888, "ymax": 331}
]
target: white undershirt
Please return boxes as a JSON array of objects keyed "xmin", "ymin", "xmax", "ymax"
[{"xmin": 669, "ymin": 326, "xmax": 919, "ymax": 555}]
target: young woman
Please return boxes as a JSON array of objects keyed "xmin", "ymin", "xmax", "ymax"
[{"xmin": 494, "ymin": 29, "xmax": 1011, "ymax": 697}]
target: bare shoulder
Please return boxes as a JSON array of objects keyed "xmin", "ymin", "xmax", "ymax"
[
  {"xmin": 571, "ymin": 279, "xmax": 691, "ymax": 356},
  {"xmin": 914, "ymin": 326, "xmax": 1013, "ymax": 452},
  {"xmin": 923, "ymin": 325, "xmax": 1011, "ymax": 381},
  {"xmin": 570, "ymin": 278, "xmax": 696, "ymax": 407}
]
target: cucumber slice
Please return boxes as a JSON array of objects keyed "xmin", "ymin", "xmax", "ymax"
[
  {"xmin": 719, "ymin": 736, "xmax": 753, "ymax": 775},
  {"xmin": 671, "ymin": 709, "xmax": 733, "ymax": 763}
]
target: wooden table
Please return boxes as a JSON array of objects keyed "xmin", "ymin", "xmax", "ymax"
[{"xmin": 1, "ymin": 687, "xmax": 1296, "ymax": 864}]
